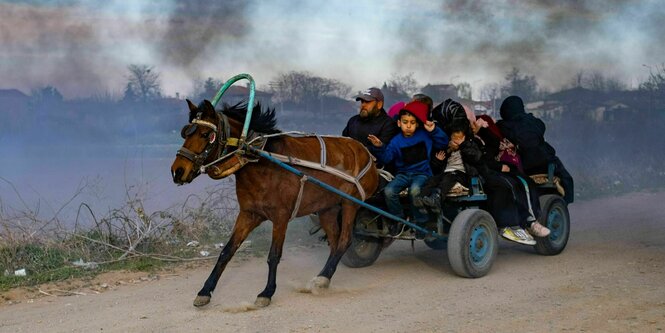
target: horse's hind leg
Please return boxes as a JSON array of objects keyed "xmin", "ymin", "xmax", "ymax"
[
  {"xmin": 255, "ymin": 218, "xmax": 288, "ymax": 307},
  {"xmin": 312, "ymin": 203, "xmax": 357, "ymax": 289},
  {"xmin": 194, "ymin": 211, "xmax": 262, "ymax": 307},
  {"xmin": 317, "ymin": 206, "xmax": 341, "ymax": 250}
]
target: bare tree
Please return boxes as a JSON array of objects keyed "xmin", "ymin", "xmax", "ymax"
[
  {"xmin": 639, "ymin": 63, "xmax": 665, "ymax": 93},
  {"xmin": 480, "ymin": 83, "xmax": 502, "ymax": 117},
  {"xmin": 571, "ymin": 70, "xmax": 585, "ymax": 88},
  {"xmin": 191, "ymin": 77, "xmax": 223, "ymax": 101},
  {"xmin": 566, "ymin": 70, "xmax": 625, "ymax": 92},
  {"xmin": 31, "ymin": 86, "xmax": 64, "ymax": 103},
  {"xmin": 457, "ymin": 82, "xmax": 473, "ymax": 100},
  {"xmin": 586, "ymin": 71, "xmax": 607, "ymax": 92},
  {"xmin": 123, "ymin": 64, "xmax": 162, "ymax": 102},
  {"xmin": 268, "ymin": 71, "xmax": 351, "ymax": 112},
  {"xmin": 501, "ymin": 67, "xmax": 539, "ymax": 102},
  {"xmin": 387, "ymin": 72, "xmax": 420, "ymax": 97}
]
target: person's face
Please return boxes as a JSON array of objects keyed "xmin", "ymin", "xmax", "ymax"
[
  {"xmin": 398, "ymin": 113, "xmax": 419, "ymax": 137},
  {"xmin": 359, "ymin": 99, "xmax": 381, "ymax": 118},
  {"xmin": 451, "ymin": 131, "xmax": 465, "ymax": 145}
]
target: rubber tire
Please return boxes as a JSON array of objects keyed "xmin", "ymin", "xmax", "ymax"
[
  {"xmin": 447, "ymin": 209, "xmax": 499, "ymax": 278},
  {"xmin": 534, "ymin": 195, "xmax": 570, "ymax": 256},
  {"xmin": 341, "ymin": 209, "xmax": 383, "ymax": 268},
  {"xmin": 424, "ymin": 238, "xmax": 447, "ymax": 250}
]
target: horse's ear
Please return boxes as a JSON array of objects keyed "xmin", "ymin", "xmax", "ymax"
[
  {"xmin": 203, "ymin": 99, "xmax": 214, "ymax": 112},
  {"xmin": 186, "ymin": 99, "xmax": 197, "ymax": 113}
]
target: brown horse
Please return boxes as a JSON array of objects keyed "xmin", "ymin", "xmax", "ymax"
[{"xmin": 171, "ymin": 99, "xmax": 378, "ymax": 307}]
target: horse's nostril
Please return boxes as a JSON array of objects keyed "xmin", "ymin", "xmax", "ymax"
[{"xmin": 174, "ymin": 167, "xmax": 184, "ymax": 182}]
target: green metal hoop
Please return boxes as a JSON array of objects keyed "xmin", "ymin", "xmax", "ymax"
[{"xmin": 210, "ymin": 73, "xmax": 256, "ymax": 143}]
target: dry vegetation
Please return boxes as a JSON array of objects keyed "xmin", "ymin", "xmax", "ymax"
[{"xmin": 0, "ymin": 177, "xmax": 247, "ymax": 291}]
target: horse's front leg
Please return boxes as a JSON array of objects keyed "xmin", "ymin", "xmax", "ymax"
[
  {"xmin": 194, "ymin": 210, "xmax": 263, "ymax": 307},
  {"xmin": 311, "ymin": 203, "xmax": 357, "ymax": 289},
  {"xmin": 254, "ymin": 217, "xmax": 288, "ymax": 307}
]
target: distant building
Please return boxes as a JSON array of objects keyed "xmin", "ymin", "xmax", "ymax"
[
  {"xmin": 0, "ymin": 89, "xmax": 30, "ymax": 128},
  {"xmin": 521, "ymin": 87, "xmax": 639, "ymax": 122}
]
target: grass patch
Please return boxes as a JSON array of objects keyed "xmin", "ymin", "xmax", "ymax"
[{"xmin": 0, "ymin": 241, "xmax": 170, "ymax": 291}]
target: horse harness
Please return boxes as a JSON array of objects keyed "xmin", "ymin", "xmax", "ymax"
[
  {"xmin": 177, "ymin": 111, "xmax": 262, "ymax": 176},
  {"xmin": 257, "ymin": 135, "xmax": 373, "ymax": 220},
  {"xmin": 178, "ymin": 112, "xmax": 373, "ymax": 220}
]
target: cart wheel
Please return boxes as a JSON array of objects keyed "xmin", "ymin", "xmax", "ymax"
[
  {"xmin": 447, "ymin": 209, "xmax": 498, "ymax": 278},
  {"xmin": 341, "ymin": 209, "xmax": 383, "ymax": 268},
  {"xmin": 424, "ymin": 238, "xmax": 447, "ymax": 250},
  {"xmin": 534, "ymin": 195, "xmax": 570, "ymax": 256}
]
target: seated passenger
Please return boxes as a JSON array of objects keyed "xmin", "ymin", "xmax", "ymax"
[
  {"xmin": 431, "ymin": 98, "xmax": 469, "ymax": 135},
  {"xmin": 497, "ymin": 96, "xmax": 574, "ymax": 204},
  {"xmin": 411, "ymin": 93, "xmax": 434, "ymax": 112},
  {"xmin": 474, "ymin": 115, "xmax": 549, "ymax": 243},
  {"xmin": 367, "ymin": 101, "xmax": 448, "ymax": 232},
  {"xmin": 342, "ymin": 87, "xmax": 399, "ymax": 151},
  {"xmin": 417, "ymin": 119, "xmax": 482, "ymax": 211}
]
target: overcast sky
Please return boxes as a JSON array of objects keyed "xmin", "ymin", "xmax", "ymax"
[{"xmin": 1, "ymin": 0, "xmax": 663, "ymax": 99}]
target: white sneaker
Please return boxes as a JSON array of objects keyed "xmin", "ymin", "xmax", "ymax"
[
  {"xmin": 528, "ymin": 221, "xmax": 551, "ymax": 238},
  {"xmin": 501, "ymin": 227, "xmax": 536, "ymax": 245}
]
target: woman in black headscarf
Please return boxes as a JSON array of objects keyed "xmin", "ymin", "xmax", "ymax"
[
  {"xmin": 497, "ymin": 96, "xmax": 574, "ymax": 204},
  {"xmin": 473, "ymin": 114, "xmax": 549, "ymax": 241}
]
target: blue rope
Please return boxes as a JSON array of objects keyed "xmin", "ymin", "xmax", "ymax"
[{"xmin": 252, "ymin": 148, "xmax": 444, "ymax": 240}]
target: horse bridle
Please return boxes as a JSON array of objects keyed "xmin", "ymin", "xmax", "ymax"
[{"xmin": 176, "ymin": 111, "xmax": 238, "ymax": 173}]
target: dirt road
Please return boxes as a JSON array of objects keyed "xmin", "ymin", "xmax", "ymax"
[{"xmin": 1, "ymin": 191, "xmax": 664, "ymax": 332}]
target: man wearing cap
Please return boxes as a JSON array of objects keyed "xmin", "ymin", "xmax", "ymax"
[{"xmin": 342, "ymin": 87, "xmax": 399, "ymax": 149}]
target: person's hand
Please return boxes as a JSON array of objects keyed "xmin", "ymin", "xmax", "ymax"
[
  {"xmin": 367, "ymin": 134, "xmax": 383, "ymax": 147},
  {"xmin": 424, "ymin": 120, "xmax": 435, "ymax": 132},
  {"xmin": 476, "ymin": 118, "xmax": 489, "ymax": 128},
  {"xmin": 448, "ymin": 141, "xmax": 459, "ymax": 151},
  {"xmin": 435, "ymin": 150, "xmax": 446, "ymax": 160},
  {"xmin": 501, "ymin": 164, "xmax": 510, "ymax": 172}
]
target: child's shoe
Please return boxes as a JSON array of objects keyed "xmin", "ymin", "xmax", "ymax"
[{"xmin": 420, "ymin": 189, "xmax": 442, "ymax": 212}]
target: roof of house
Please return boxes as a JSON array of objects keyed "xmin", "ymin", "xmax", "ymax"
[{"xmin": 0, "ymin": 89, "xmax": 28, "ymax": 99}]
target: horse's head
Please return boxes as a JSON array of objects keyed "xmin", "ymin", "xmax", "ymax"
[
  {"xmin": 171, "ymin": 99, "xmax": 223, "ymax": 184},
  {"xmin": 171, "ymin": 99, "xmax": 278, "ymax": 184}
]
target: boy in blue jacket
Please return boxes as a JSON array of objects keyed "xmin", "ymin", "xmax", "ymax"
[{"xmin": 368, "ymin": 101, "xmax": 448, "ymax": 230}]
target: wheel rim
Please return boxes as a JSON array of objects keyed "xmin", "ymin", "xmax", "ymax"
[
  {"xmin": 546, "ymin": 205, "xmax": 567, "ymax": 246},
  {"xmin": 469, "ymin": 224, "xmax": 491, "ymax": 264}
]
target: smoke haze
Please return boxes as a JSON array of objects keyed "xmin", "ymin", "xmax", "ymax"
[{"xmin": 1, "ymin": 0, "xmax": 663, "ymax": 97}]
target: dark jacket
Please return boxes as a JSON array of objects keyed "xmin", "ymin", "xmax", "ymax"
[
  {"xmin": 432, "ymin": 137, "xmax": 483, "ymax": 177},
  {"xmin": 476, "ymin": 127, "xmax": 505, "ymax": 174},
  {"xmin": 496, "ymin": 96, "xmax": 556, "ymax": 172},
  {"xmin": 342, "ymin": 109, "xmax": 399, "ymax": 149}
]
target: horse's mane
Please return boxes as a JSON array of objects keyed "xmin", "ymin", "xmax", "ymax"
[{"xmin": 222, "ymin": 101, "xmax": 280, "ymax": 134}]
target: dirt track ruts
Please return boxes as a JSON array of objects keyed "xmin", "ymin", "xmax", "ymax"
[{"xmin": 1, "ymin": 191, "xmax": 664, "ymax": 332}]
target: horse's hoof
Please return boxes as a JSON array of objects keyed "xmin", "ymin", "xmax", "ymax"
[
  {"xmin": 193, "ymin": 295, "xmax": 211, "ymax": 307},
  {"xmin": 308, "ymin": 276, "xmax": 330, "ymax": 290},
  {"xmin": 254, "ymin": 296, "xmax": 271, "ymax": 307}
]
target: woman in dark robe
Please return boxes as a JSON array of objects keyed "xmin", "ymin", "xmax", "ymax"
[
  {"xmin": 496, "ymin": 96, "xmax": 574, "ymax": 204},
  {"xmin": 472, "ymin": 114, "xmax": 550, "ymax": 242}
]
